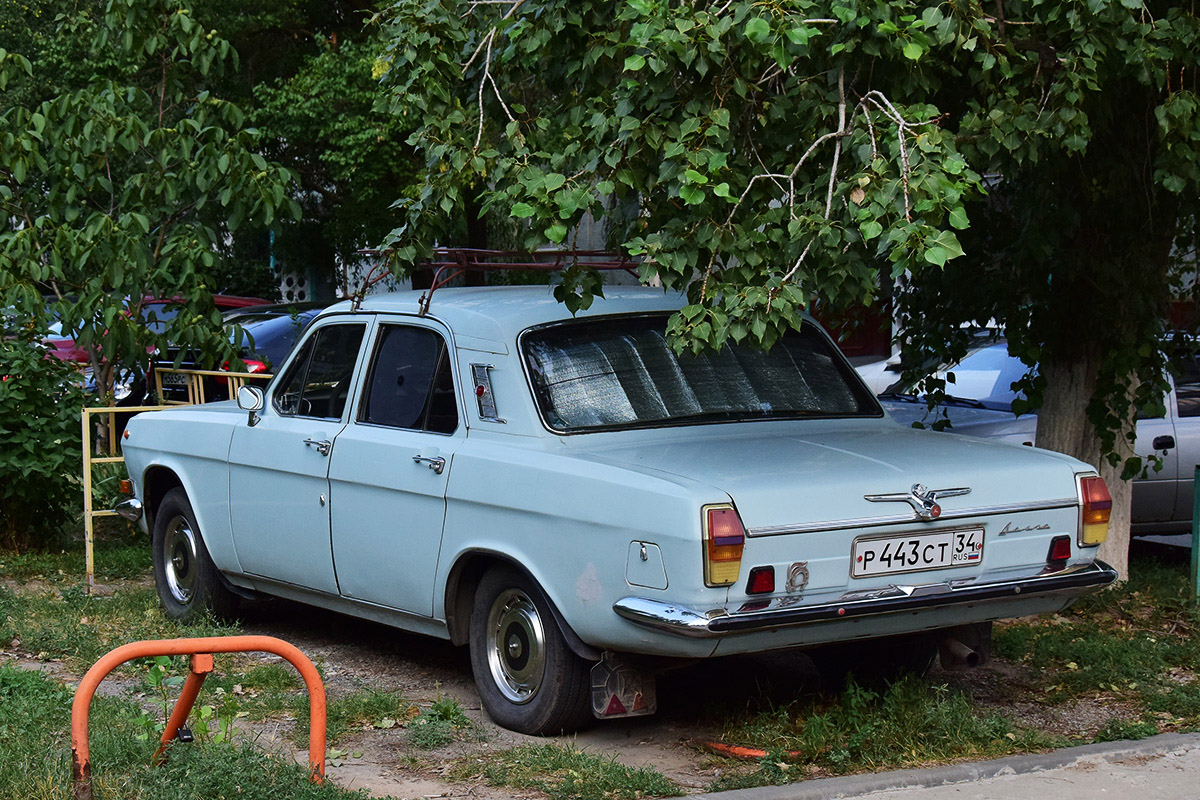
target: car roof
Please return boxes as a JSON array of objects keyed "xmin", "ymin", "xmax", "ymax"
[{"xmin": 320, "ymin": 286, "xmax": 689, "ymax": 343}]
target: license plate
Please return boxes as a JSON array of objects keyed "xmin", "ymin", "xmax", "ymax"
[
  {"xmin": 160, "ymin": 372, "xmax": 189, "ymax": 386},
  {"xmin": 852, "ymin": 527, "xmax": 984, "ymax": 578}
]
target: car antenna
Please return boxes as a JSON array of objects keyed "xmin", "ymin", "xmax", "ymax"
[{"xmin": 347, "ymin": 254, "xmax": 395, "ymax": 312}]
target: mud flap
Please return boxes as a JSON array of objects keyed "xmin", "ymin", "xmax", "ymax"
[{"xmin": 590, "ymin": 652, "xmax": 657, "ymax": 719}]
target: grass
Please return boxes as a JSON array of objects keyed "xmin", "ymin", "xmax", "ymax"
[
  {"xmin": 0, "ymin": 584, "xmax": 236, "ymax": 672},
  {"xmin": 451, "ymin": 744, "xmax": 684, "ymax": 800},
  {"xmin": 0, "ymin": 665, "xmax": 374, "ymax": 800},
  {"xmin": 0, "ymin": 535, "xmax": 149, "ymax": 583},
  {"xmin": 706, "ymin": 676, "xmax": 1062, "ymax": 790},
  {"xmin": 993, "ymin": 549, "xmax": 1200, "ymax": 722},
  {"xmin": 5, "ymin": 542, "xmax": 1199, "ymax": 798},
  {"xmin": 407, "ymin": 694, "xmax": 478, "ymax": 750}
]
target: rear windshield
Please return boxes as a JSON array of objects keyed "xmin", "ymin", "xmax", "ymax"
[{"xmin": 523, "ymin": 315, "xmax": 880, "ymax": 432}]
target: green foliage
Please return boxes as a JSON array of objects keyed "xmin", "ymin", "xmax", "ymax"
[
  {"xmin": 0, "ymin": 0, "xmax": 299, "ymax": 400},
  {"xmin": 1093, "ymin": 717, "xmax": 1159, "ymax": 743},
  {"xmin": 255, "ymin": 36, "xmax": 417, "ymax": 269},
  {"xmin": 290, "ymin": 687, "xmax": 412, "ymax": 746},
  {"xmin": 887, "ymin": 1, "xmax": 1200, "ymax": 468},
  {"xmin": 0, "ymin": 337, "xmax": 83, "ymax": 550},
  {"xmin": 451, "ymin": 743, "xmax": 684, "ymax": 800},
  {"xmin": 376, "ymin": 0, "xmax": 979, "ymax": 351}
]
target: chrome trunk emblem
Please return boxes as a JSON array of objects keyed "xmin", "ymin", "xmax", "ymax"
[
  {"xmin": 863, "ymin": 483, "xmax": 971, "ymax": 521},
  {"xmin": 785, "ymin": 561, "xmax": 809, "ymax": 594}
]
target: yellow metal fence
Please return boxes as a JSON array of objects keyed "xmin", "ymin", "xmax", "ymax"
[{"xmin": 82, "ymin": 368, "xmax": 272, "ymax": 591}]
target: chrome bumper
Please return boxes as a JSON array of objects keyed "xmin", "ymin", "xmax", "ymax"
[
  {"xmin": 114, "ymin": 498, "xmax": 143, "ymax": 522},
  {"xmin": 613, "ymin": 560, "xmax": 1118, "ymax": 638}
]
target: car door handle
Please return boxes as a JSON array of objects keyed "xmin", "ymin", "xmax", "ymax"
[
  {"xmin": 1153, "ymin": 435, "xmax": 1175, "ymax": 451},
  {"xmin": 303, "ymin": 438, "xmax": 332, "ymax": 456},
  {"xmin": 412, "ymin": 454, "xmax": 446, "ymax": 474}
]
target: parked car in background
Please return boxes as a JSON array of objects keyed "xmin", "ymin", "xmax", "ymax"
[
  {"xmin": 119, "ymin": 287, "xmax": 1117, "ymax": 735},
  {"xmin": 154, "ymin": 303, "xmax": 324, "ymax": 404},
  {"xmin": 880, "ymin": 342, "xmax": 1199, "ymax": 535},
  {"xmin": 45, "ymin": 294, "xmax": 271, "ymax": 369}
]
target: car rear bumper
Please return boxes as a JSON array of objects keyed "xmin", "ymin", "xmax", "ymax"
[{"xmin": 613, "ymin": 560, "xmax": 1118, "ymax": 638}]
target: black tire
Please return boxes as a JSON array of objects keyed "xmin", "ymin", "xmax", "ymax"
[
  {"xmin": 151, "ymin": 488, "xmax": 239, "ymax": 623},
  {"xmin": 812, "ymin": 632, "xmax": 938, "ymax": 689},
  {"xmin": 468, "ymin": 566, "xmax": 592, "ymax": 735}
]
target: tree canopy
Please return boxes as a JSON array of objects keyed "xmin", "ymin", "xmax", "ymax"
[
  {"xmin": 374, "ymin": 0, "xmax": 1200, "ymax": 575},
  {"xmin": 0, "ymin": 0, "xmax": 298, "ymax": 399}
]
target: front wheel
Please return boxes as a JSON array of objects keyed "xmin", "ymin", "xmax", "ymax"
[
  {"xmin": 468, "ymin": 566, "xmax": 592, "ymax": 735},
  {"xmin": 152, "ymin": 488, "xmax": 239, "ymax": 623}
]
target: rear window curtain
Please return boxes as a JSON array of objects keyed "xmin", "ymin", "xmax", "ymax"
[{"xmin": 524, "ymin": 316, "xmax": 872, "ymax": 430}]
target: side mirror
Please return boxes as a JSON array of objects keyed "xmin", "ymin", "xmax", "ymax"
[{"xmin": 237, "ymin": 385, "xmax": 265, "ymax": 427}]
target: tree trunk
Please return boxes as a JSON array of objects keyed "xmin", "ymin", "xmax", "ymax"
[{"xmin": 1035, "ymin": 352, "xmax": 1132, "ymax": 579}]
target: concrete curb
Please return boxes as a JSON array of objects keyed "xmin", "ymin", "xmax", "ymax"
[{"xmin": 694, "ymin": 732, "xmax": 1200, "ymax": 800}]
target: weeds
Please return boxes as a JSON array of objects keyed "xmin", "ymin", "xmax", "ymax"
[
  {"xmin": 451, "ymin": 744, "xmax": 683, "ymax": 800},
  {"xmin": 408, "ymin": 694, "xmax": 477, "ymax": 749},
  {"xmin": 707, "ymin": 676, "xmax": 1061, "ymax": 790}
]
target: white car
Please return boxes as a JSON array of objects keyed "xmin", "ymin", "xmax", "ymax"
[{"xmin": 880, "ymin": 343, "xmax": 1199, "ymax": 535}]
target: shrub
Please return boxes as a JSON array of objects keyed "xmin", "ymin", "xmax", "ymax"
[{"xmin": 0, "ymin": 338, "xmax": 84, "ymax": 551}]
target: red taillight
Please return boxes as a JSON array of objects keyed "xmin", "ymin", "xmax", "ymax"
[
  {"xmin": 704, "ymin": 505, "xmax": 746, "ymax": 586},
  {"xmin": 1047, "ymin": 535, "xmax": 1072, "ymax": 569},
  {"xmin": 244, "ymin": 359, "xmax": 267, "ymax": 374},
  {"xmin": 1079, "ymin": 475, "xmax": 1111, "ymax": 546},
  {"xmin": 746, "ymin": 566, "xmax": 775, "ymax": 595},
  {"xmin": 1081, "ymin": 477, "xmax": 1111, "ymax": 524},
  {"xmin": 708, "ymin": 507, "xmax": 745, "ymax": 552}
]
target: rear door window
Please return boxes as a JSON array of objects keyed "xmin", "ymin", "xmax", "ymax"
[{"xmin": 358, "ymin": 325, "xmax": 458, "ymax": 434}]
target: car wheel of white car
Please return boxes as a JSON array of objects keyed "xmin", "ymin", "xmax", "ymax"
[
  {"xmin": 469, "ymin": 566, "xmax": 591, "ymax": 735},
  {"xmin": 152, "ymin": 488, "xmax": 239, "ymax": 623}
]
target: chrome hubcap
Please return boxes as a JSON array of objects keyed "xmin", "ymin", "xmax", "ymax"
[
  {"xmin": 486, "ymin": 588, "xmax": 545, "ymax": 704},
  {"xmin": 162, "ymin": 516, "xmax": 198, "ymax": 605}
]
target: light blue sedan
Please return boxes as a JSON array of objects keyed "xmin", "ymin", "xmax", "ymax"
[{"xmin": 119, "ymin": 287, "xmax": 1117, "ymax": 734}]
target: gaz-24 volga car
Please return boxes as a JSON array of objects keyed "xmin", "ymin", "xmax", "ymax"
[{"xmin": 118, "ymin": 286, "xmax": 1118, "ymax": 734}]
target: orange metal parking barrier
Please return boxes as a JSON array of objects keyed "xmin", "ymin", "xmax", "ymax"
[{"xmin": 70, "ymin": 636, "xmax": 326, "ymax": 800}]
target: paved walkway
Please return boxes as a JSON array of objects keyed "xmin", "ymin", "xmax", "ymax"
[{"xmin": 695, "ymin": 733, "xmax": 1200, "ymax": 800}]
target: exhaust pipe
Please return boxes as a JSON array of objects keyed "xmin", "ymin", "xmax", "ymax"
[{"xmin": 939, "ymin": 635, "xmax": 980, "ymax": 670}]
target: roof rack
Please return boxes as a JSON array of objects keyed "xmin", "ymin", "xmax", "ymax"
[{"xmin": 355, "ymin": 248, "xmax": 639, "ymax": 315}]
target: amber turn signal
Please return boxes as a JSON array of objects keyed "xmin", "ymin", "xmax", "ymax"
[{"xmin": 119, "ymin": 479, "xmax": 132, "ymax": 495}]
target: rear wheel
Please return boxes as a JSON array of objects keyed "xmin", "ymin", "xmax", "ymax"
[
  {"xmin": 469, "ymin": 566, "xmax": 592, "ymax": 735},
  {"xmin": 152, "ymin": 488, "xmax": 239, "ymax": 622}
]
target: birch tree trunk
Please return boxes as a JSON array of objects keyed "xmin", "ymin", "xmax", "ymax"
[{"xmin": 1035, "ymin": 352, "xmax": 1133, "ymax": 580}]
